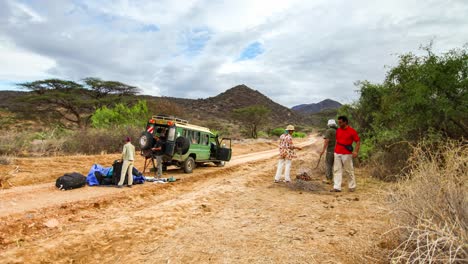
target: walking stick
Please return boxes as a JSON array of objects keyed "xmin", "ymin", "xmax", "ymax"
[{"xmin": 315, "ymin": 153, "xmax": 323, "ymax": 169}]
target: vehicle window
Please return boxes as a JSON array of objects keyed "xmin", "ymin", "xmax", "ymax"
[
  {"xmin": 168, "ymin": 127, "xmax": 176, "ymax": 141},
  {"xmin": 192, "ymin": 131, "xmax": 200, "ymax": 144},
  {"xmin": 201, "ymin": 134, "xmax": 209, "ymax": 145}
]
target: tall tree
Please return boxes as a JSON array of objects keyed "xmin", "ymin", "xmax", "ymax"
[
  {"xmin": 17, "ymin": 78, "xmax": 141, "ymax": 128},
  {"xmin": 232, "ymin": 105, "xmax": 271, "ymax": 138},
  {"xmin": 18, "ymin": 79, "xmax": 91, "ymax": 128}
]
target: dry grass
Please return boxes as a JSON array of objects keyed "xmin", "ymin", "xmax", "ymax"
[
  {"xmin": 0, "ymin": 154, "xmax": 15, "ymax": 165},
  {"xmin": 0, "ymin": 166, "xmax": 18, "ymax": 189},
  {"xmin": 370, "ymin": 142, "xmax": 412, "ymax": 182},
  {"xmin": 386, "ymin": 140, "xmax": 467, "ymax": 263}
]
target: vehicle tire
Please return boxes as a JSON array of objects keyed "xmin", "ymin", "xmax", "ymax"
[
  {"xmin": 183, "ymin": 157, "xmax": 195, "ymax": 173},
  {"xmin": 175, "ymin": 136, "xmax": 190, "ymax": 155},
  {"xmin": 214, "ymin": 161, "xmax": 225, "ymax": 167},
  {"xmin": 139, "ymin": 132, "xmax": 154, "ymax": 150}
]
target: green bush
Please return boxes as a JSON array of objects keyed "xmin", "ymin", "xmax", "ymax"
[
  {"xmin": 271, "ymin": 128, "xmax": 286, "ymax": 137},
  {"xmin": 91, "ymin": 100, "xmax": 149, "ymax": 128},
  {"xmin": 339, "ymin": 44, "xmax": 467, "ymax": 180},
  {"xmin": 257, "ymin": 131, "xmax": 269, "ymax": 138},
  {"xmin": 292, "ymin": 132, "xmax": 306, "ymax": 138}
]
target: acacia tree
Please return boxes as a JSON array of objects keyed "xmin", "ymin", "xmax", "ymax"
[
  {"xmin": 232, "ymin": 105, "xmax": 271, "ymax": 138},
  {"xmin": 17, "ymin": 79, "xmax": 91, "ymax": 128},
  {"xmin": 17, "ymin": 78, "xmax": 140, "ymax": 128}
]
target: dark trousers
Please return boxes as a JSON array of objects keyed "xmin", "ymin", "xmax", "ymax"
[{"xmin": 325, "ymin": 151, "xmax": 335, "ymax": 181}]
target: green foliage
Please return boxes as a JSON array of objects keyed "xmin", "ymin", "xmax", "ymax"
[
  {"xmin": 16, "ymin": 78, "xmax": 140, "ymax": 128},
  {"xmin": 342, "ymin": 44, "xmax": 468, "ymax": 178},
  {"xmin": 257, "ymin": 131, "xmax": 269, "ymax": 138},
  {"xmin": 271, "ymin": 127, "xmax": 286, "ymax": 137},
  {"xmin": 91, "ymin": 100, "xmax": 149, "ymax": 128},
  {"xmin": 292, "ymin": 132, "xmax": 306, "ymax": 138},
  {"xmin": 232, "ymin": 105, "xmax": 271, "ymax": 138}
]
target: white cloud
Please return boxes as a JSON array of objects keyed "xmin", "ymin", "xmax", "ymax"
[
  {"xmin": 0, "ymin": 0, "xmax": 466, "ymax": 107},
  {"xmin": 0, "ymin": 39, "xmax": 55, "ymax": 81}
]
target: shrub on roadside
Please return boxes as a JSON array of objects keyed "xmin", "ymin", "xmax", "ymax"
[
  {"xmin": 292, "ymin": 132, "xmax": 306, "ymax": 138},
  {"xmin": 257, "ymin": 131, "xmax": 269, "ymax": 138},
  {"xmin": 270, "ymin": 127, "xmax": 286, "ymax": 137},
  {"xmin": 91, "ymin": 100, "xmax": 149, "ymax": 129},
  {"xmin": 62, "ymin": 126, "xmax": 142, "ymax": 154},
  {"xmin": 0, "ymin": 131, "xmax": 31, "ymax": 156},
  {"xmin": 386, "ymin": 141, "xmax": 467, "ymax": 263},
  {"xmin": 0, "ymin": 154, "xmax": 14, "ymax": 165}
]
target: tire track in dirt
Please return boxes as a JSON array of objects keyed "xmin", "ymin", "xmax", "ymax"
[
  {"xmin": 0, "ymin": 138, "xmax": 314, "ymax": 218},
  {"xmin": 0, "ymin": 137, "xmax": 389, "ymax": 263},
  {"xmin": 0, "ymin": 138, "xmax": 316, "ymax": 253}
]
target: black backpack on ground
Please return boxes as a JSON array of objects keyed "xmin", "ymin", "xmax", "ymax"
[
  {"xmin": 56, "ymin": 173, "xmax": 86, "ymax": 190},
  {"xmin": 101, "ymin": 177, "xmax": 114, "ymax": 185},
  {"xmin": 111, "ymin": 160, "xmax": 128, "ymax": 185},
  {"xmin": 94, "ymin": 171, "xmax": 104, "ymax": 184}
]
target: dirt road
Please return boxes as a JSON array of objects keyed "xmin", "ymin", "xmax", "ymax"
[{"xmin": 0, "ymin": 137, "xmax": 388, "ymax": 263}]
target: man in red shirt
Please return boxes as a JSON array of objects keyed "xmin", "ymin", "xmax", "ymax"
[{"xmin": 331, "ymin": 116, "xmax": 360, "ymax": 192}]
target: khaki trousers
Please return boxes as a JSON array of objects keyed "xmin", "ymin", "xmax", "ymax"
[
  {"xmin": 118, "ymin": 160, "xmax": 134, "ymax": 186},
  {"xmin": 333, "ymin": 154, "xmax": 356, "ymax": 190}
]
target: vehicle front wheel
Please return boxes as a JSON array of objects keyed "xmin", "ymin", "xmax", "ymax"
[{"xmin": 183, "ymin": 157, "xmax": 195, "ymax": 173}]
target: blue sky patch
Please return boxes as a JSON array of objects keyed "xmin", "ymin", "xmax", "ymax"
[
  {"xmin": 0, "ymin": 80, "xmax": 20, "ymax": 91},
  {"xmin": 140, "ymin": 24, "xmax": 160, "ymax": 32},
  {"xmin": 179, "ymin": 27, "xmax": 212, "ymax": 57},
  {"xmin": 238, "ymin": 42, "xmax": 264, "ymax": 61}
]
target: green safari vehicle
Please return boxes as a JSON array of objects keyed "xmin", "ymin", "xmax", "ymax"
[{"xmin": 139, "ymin": 115, "xmax": 232, "ymax": 173}]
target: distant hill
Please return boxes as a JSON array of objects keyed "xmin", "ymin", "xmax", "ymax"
[
  {"xmin": 160, "ymin": 84, "xmax": 304, "ymax": 125},
  {"xmin": 0, "ymin": 91, "xmax": 25, "ymax": 109},
  {"xmin": 0, "ymin": 85, "xmax": 306, "ymax": 128},
  {"xmin": 292, "ymin": 99, "xmax": 342, "ymax": 114}
]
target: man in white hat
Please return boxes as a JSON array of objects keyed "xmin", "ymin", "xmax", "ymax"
[
  {"xmin": 320, "ymin": 119, "xmax": 338, "ymax": 184},
  {"xmin": 274, "ymin": 125, "xmax": 302, "ymax": 183}
]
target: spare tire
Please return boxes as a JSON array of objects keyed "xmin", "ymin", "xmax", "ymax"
[
  {"xmin": 139, "ymin": 131, "xmax": 154, "ymax": 150},
  {"xmin": 175, "ymin": 136, "xmax": 190, "ymax": 155}
]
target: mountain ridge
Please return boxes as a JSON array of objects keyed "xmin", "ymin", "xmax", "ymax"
[{"xmin": 292, "ymin": 99, "xmax": 342, "ymax": 114}]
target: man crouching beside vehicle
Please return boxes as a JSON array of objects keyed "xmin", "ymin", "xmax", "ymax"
[{"xmin": 331, "ymin": 116, "xmax": 360, "ymax": 192}]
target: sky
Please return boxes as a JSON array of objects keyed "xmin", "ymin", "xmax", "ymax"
[{"xmin": 0, "ymin": 0, "xmax": 467, "ymax": 107}]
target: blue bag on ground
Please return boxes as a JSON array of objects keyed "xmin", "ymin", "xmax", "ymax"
[
  {"xmin": 86, "ymin": 164, "xmax": 112, "ymax": 186},
  {"xmin": 133, "ymin": 175, "xmax": 145, "ymax": 184}
]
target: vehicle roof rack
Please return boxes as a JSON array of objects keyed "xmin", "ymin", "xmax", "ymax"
[{"xmin": 152, "ymin": 115, "xmax": 189, "ymax": 124}]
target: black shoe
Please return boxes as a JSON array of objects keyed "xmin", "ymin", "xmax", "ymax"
[
  {"xmin": 127, "ymin": 185, "xmax": 132, "ymax": 188},
  {"xmin": 116, "ymin": 185, "xmax": 123, "ymax": 188},
  {"xmin": 330, "ymin": 189, "xmax": 341, "ymax": 192}
]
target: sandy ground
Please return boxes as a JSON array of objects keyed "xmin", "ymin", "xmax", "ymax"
[{"xmin": 0, "ymin": 136, "xmax": 389, "ymax": 263}]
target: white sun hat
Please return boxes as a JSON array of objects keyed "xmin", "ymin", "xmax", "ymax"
[{"xmin": 327, "ymin": 119, "xmax": 337, "ymax": 126}]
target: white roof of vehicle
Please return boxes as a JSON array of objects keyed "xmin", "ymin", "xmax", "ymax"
[{"xmin": 176, "ymin": 123, "xmax": 213, "ymax": 134}]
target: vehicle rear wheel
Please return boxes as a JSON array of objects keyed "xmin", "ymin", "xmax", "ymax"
[
  {"xmin": 139, "ymin": 132, "xmax": 154, "ymax": 150},
  {"xmin": 183, "ymin": 157, "xmax": 195, "ymax": 173}
]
